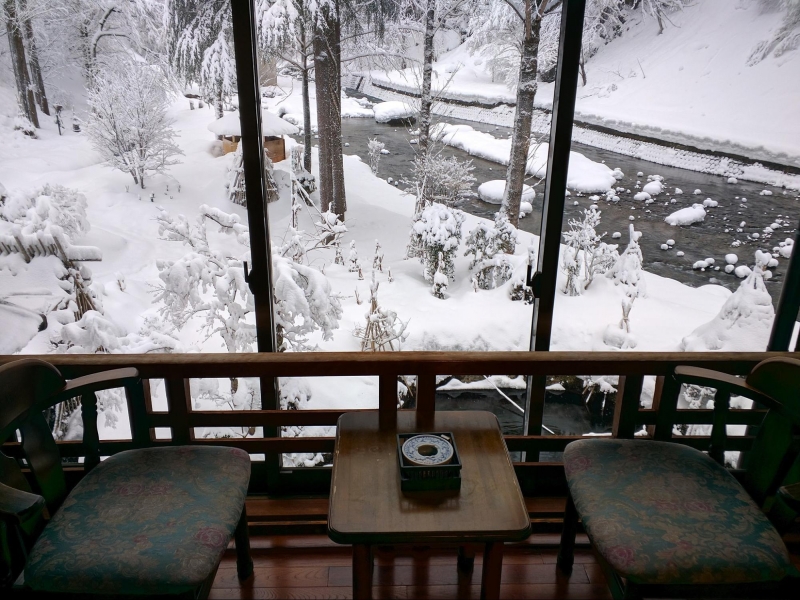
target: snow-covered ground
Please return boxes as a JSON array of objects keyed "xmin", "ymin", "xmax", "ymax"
[{"xmin": 370, "ymin": 0, "xmax": 800, "ymax": 168}]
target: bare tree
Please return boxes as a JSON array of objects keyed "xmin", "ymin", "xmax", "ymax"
[{"xmin": 4, "ymin": 0, "xmax": 39, "ymax": 127}]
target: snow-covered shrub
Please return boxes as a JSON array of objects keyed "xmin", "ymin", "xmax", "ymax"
[
  {"xmin": 1, "ymin": 184, "xmax": 89, "ymax": 239},
  {"xmin": 348, "ymin": 240, "xmax": 360, "ymax": 272},
  {"xmin": 367, "ymin": 138, "xmax": 385, "ymax": 175},
  {"xmin": 408, "ymin": 152, "xmax": 476, "ymax": 212},
  {"xmin": 563, "ymin": 206, "xmax": 617, "ymax": 290},
  {"xmin": 13, "ymin": 116, "xmax": 36, "ymax": 137},
  {"xmin": 432, "ymin": 252, "xmax": 449, "ymax": 299},
  {"xmin": 607, "ymin": 224, "xmax": 646, "ymax": 337},
  {"xmin": 681, "ymin": 251, "xmax": 774, "ymax": 351},
  {"xmin": 153, "ymin": 205, "xmax": 341, "ymax": 354},
  {"xmin": 410, "ymin": 202, "xmax": 465, "ymax": 283},
  {"xmin": 561, "ymin": 247, "xmax": 582, "ymax": 297},
  {"xmin": 291, "ymin": 144, "xmax": 316, "ymax": 194},
  {"xmin": 87, "ymin": 60, "xmax": 182, "ymax": 189},
  {"xmin": 373, "ymin": 240, "xmax": 384, "ymax": 272},
  {"xmin": 464, "ymin": 211, "xmax": 516, "ymax": 290},
  {"xmin": 273, "ymin": 255, "xmax": 342, "ymax": 351},
  {"xmin": 354, "ymin": 271, "xmax": 409, "ymax": 350}
]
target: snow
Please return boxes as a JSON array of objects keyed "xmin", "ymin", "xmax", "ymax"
[
  {"xmin": 373, "ymin": 101, "xmax": 415, "ymax": 124},
  {"xmin": 207, "ymin": 109, "xmax": 298, "ymax": 137},
  {"xmin": 725, "ymin": 254, "xmax": 739, "ymax": 265},
  {"xmin": 633, "ymin": 192, "xmax": 651, "ymax": 201},
  {"xmin": 702, "ymin": 198, "xmax": 719, "ymax": 208},
  {"xmin": 477, "ymin": 180, "xmax": 534, "ymax": 205},
  {"xmin": 432, "ymin": 123, "xmax": 616, "ymax": 192},
  {"xmin": 642, "ymin": 181, "xmax": 663, "ymax": 196},
  {"xmin": 665, "ymin": 204, "xmax": 706, "ymax": 227}
]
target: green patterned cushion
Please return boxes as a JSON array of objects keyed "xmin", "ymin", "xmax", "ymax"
[
  {"xmin": 564, "ymin": 439, "xmax": 792, "ymax": 585},
  {"xmin": 25, "ymin": 446, "xmax": 250, "ymax": 595}
]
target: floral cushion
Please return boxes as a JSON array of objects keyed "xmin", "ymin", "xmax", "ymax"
[
  {"xmin": 564, "ymin": 439, "xmax": 793, "ymax": 585},
  {"xmin": 25, "ymin": 446, "xmax": 250, "ymax": 595}
]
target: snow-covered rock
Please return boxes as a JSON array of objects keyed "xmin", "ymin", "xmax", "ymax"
[
  {"xmin": 633, "ymin": 192, "xmax": 651, "ymax": 201},
  {"xmin": 725, "ymin": 254, "xmax": 738, "ymax": 265},
  {"xmin": 477, "ymin": 180, "xmax": 535, "ymax": 205},
  {"xmin": 727, "ymin": 177, "xmax": 738, "ymax": 184},
  {"xmin": 734, "ymin": 265, "xmax": 752, "ymax": 278},
  {"xmin": 665, "ymin": 204, "xmax": 706, "ymax": 226},
  {"xmin": 642, "ymin": 181, "xmax": 663, "ymax": 196},
  {"xmin": 702, "ymin": 198, "xmax": 718, "ymax": 208},
  {"xmin": 373, "ymin": 101, "xmax": 416, "ymax": 124}
]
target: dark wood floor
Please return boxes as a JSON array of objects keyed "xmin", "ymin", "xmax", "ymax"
[
  {"xmin": 212, "ymin": 533, "xmax": 800, "ymax": 600},
  {"xmin": 211, "ymin": 533, "xmax": 609, "ymax": 600}
]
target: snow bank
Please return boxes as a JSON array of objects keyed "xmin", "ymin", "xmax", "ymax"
[
  {"xmin": 665, "ymin": 204, "xmax": 706, "ymax": 227},
  {"xmin": 373, "ymin": 101, "xmax": 415, "ymax": 124},
  {"xmin": 207, "ymin": 109, "xmax": 298, "ymax": 136},
  {"xmin": 477, "ymin": 180, "xmax": 535, "ymax": 205},
  {"xmin": 432, "ymin": 124, "xmax": 616, "ymax": 192}
]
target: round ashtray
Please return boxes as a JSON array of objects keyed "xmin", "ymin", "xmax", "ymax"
[{"xmin": 402, "ymin": 434, "xmax": 454, "ymax": 466}]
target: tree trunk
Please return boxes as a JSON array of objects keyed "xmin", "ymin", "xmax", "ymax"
[
  {"xmin": 417, "ymin": 0, "xmax": 436, "ymax": 157},
  {"xmin": 502, "ymin": 0, "xmax": 541, "ymax": 232},
  {"xmin": 20, "ymin": 0, "xmax": 49, "ymax": 115},
  {"xmin": 329, "ymin": 5, "xmax": 346, "ymax": 219},
  {"xmin": 313, "ymin": 20, "xmax": 334, "ymax": 213},
  {"xmin": 302, "ymin": 66, "xmax": 312, "ymax": 173},
  {"xmin": 4, "ymin": 0, "xmax": 38, "ymax": 127}
]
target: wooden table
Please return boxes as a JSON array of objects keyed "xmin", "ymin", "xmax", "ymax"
[{"xmin": 328, "ymin": 411, "xmax": 531, "ymax": 600}]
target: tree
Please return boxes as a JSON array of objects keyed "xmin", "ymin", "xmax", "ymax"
[
  {"xmin": 260, "ymin": 0, "xmax": 316, "ymax": 172},
  {"xmin": 19, "ymin": 0, "xmax": 49, "ymax": 114},
  {"xmin": 86, "ymin": 61, "xmax": 182, "ymax": 189},
  {"xmin": 166, "ymin": 0, "xmax": 235, "ymax": 119},
  {"xmin": 4, "ymin": 0, "xmax": 39, "ymax": 127}
]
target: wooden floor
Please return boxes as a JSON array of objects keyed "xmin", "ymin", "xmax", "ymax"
[
  {"xmin": 212, "ymin": 533, "xmax": 800, "ymax": 600},
  {"xmin": 211, "ymin": 533, "xmax": 611, "ymax": 600}
]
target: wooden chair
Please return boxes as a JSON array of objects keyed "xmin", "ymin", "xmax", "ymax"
[
  {"xmin": 557, "ymin": 357, "xmax": 800, "ymax": 599},
  {"xmin": 0, "ymin": 358, "xmax": 253, "ymax": 598}
]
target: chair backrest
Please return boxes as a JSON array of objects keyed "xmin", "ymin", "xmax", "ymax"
[
  {"xmin": 742, "ymin": 357, "xmax": 800, "ymax": 507},
  {"xmin": 0, "ymin": 359, "xmax": 69, "ymax": 513}
]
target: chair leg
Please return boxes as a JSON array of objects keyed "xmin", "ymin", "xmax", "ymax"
[
  {"xmin": 234, "ymin": 506, "xmax": 253, "ymax": 581},
  {"xmin": 457, "ymin": 544, "xmax": 476, "ymax": 573},
  {"xmin": 557, "ymin": 492, "xmax": 579, "ymax": 576}
]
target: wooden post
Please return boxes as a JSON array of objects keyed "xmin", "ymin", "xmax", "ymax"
[
  {"xmin": 612, "ymin": 375, "xmax": 644, "ymax": 439},
  {"xmin": 165, "ymin": 378, "xmax": 193, "ymax": 444},
  {"xmin": 81, "ymin": 391, "xmax": 100, "ymax": 472},
  {"xmin": 378, "ymin": 373, "xmax": 397, "ymax": 430}
]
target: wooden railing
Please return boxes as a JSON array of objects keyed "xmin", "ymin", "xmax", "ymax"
[{"xmin": 0, "ymin": 351, "xmax": 790, "ymax": 495}]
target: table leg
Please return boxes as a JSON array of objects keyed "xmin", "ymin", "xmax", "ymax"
[
  {"xmin": 457, "ymin": 544, "xmax": 476, "ymax": 572},
  {"xmin": 480, "ymin": 542, "xmax": 504, "ymax": 600},
  {"xmin": 353, "ymin": 543, "xmax": 373, "ymax": 600}
]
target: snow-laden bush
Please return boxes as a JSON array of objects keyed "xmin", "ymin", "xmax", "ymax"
[
  {"xmin": 464, "ymin": 211, "xmax": 517, "ymax": 290},
  {"xmin": 410, "ymin": 202, "xmax": 465, "ymax": 283},
  {"xmin": 1, "ymin": 184, "xmax": 89, "ymax": 239},
  {"xmin": 273, "ymin": 255, "xmax": 342, "ymax": 351},
  {"xmin": 562, "ymin": 206, "xmax": 617, "ymax": 291},
  {"xmin": 681, "ymin": 251, "xmax": 774, "ymax": 351},
  {"xmin": 87, "ymin": 60, "xmax": 182, "ymax": 189},
  {"xmin": 606, "ymin": 225, "xmax": 646, "ymax": 342},
  {"xmin": 367, "ymin": 138, "xmax": 385, "ymax": 175},
  {"xmin": 153, "ymin": 205, "xmax": 341, "ymax": 354},
  {"xmin": 407, "ymin": 152, "xmax": 476, "ymax": 213},
  {"xmin": 432, "ymin": 252, "xmax": 449, "ymax": 299}
]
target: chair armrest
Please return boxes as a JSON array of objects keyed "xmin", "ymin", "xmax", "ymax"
[
  {"xmin": 0, "ymin": 482, "xmax": 45, "ymax": 525},
  {"xmin": 778, "ymin": 482, "xmax": 800, "ymax": 513},
  {"xmin": 673, "ymin": 366, "xmax": 800, "ymax": 427},
  {"xmin": 51, "ymin": 368, "xmax": 140, "ymax": 404}
]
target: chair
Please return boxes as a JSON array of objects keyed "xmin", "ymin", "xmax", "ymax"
[
  {"xmin": 557, "ymin": 357, "xmax": 800, "ymax": 599},
  {"xmin": 0, "ymin": 358, "xmax": 253, "ymax": 598}
]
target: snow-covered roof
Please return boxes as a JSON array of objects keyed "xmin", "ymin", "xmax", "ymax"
[{"xmin": 207, "ymin": 110, "xmax": 299, "ymax": 137}]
